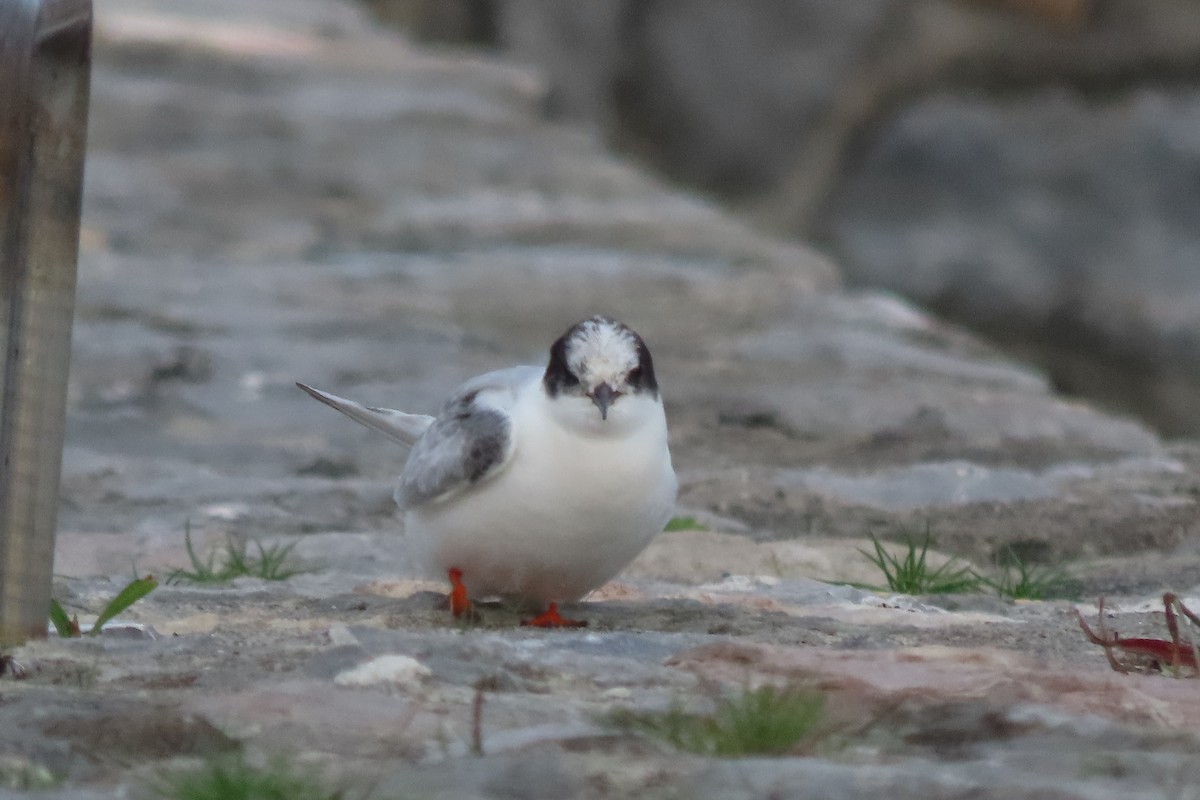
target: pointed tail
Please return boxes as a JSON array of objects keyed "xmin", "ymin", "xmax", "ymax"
[{"xmin": 296, "ymin": 383, "xmax": 433, "ymax": 446}]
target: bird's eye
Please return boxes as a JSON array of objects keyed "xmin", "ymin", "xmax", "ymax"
[
  {"xmin": 627, "ymin": 367, "xmax": 642, "ymax": 385},
  {"xmin": 561, "ymin": 371, "xmax": 580, "ymax": 387}
]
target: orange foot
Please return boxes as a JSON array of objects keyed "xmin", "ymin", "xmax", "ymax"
[
  {"xmin": 520, "ymin": 602, "xmax": 588, "ymax": 628},
  {"xmin": 448, "ymin": 567, "xmax": 473, "ymax": 619}
]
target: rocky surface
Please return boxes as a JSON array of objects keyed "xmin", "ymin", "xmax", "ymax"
[
  {"xmin": 4, "ymin": 0, "xmax": 1200, "ymax": 797},
  {"xmin": 825, "ymin": 88, "xmax": 1200, "ymax": 437},
  {"xmin": 390, "ymin": 0, "xmax": 1200, "ymax": 436}
]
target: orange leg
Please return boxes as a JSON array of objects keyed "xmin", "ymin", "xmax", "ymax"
[
  {"xmin": 448, "ymin": 567, "xmax": 472, "ymax": 619},
  {"xmin": 520, "ymin": 602, "xmax": 588, "ymax": 628}
]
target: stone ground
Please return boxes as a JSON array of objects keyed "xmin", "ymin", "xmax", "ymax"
[
  {"xmin": 418, "ymin": 0, "xmax": 1200, "ymax": 437},
  {"xmin": 5, "ymin": 0, "xmax": 1200, "ymax": 797}
]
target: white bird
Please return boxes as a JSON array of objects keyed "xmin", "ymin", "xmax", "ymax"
[{"xmin": 297, "ymin": 316, "xmax": 677, "ymax": 626}]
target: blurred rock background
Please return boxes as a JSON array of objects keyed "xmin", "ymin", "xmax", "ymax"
[
  {"xmin": 66, "ymin": 0, "xmax": 1200, "ymax": 595},
  {"xmin": 366, "ymin": 0, "xmax": 1200, "ymax": 436}
]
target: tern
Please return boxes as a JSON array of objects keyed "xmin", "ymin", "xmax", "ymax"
[{"xmin": 298, "ymin": 316, "xmax": 677, "ymax": 626}]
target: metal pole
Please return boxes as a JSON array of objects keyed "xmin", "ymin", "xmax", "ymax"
[{"xmin": 0, "ymin": 0, "xmax": 92, "ymax": 646}]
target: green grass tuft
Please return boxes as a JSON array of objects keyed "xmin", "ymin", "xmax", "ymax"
[
  {"xmin": 663, "ymin": 516, "xmax": 709, "ymax": 532},
  {"xmin": 858, "ymin": 526, "xmax": 982, "ymax": 595},
  {"xmin": 607, "ymin": 684, "xmax": 824, "ymax": 757},
  {"xmin": 153, "ymin": 754, "xmax": 342, "ymax": 800},
  {"xmin": 0, "ymin": 755, "xmax": 60, "ymax": 790},
  {"xmin": 977, "ymin": 546, "xmax": 1081, "ymax": 600},
  {"xmin": 50, "ymin": 574, "xmax": 157, "ymax": 637},
  {"xmin": 167, "ymin": 523, "xmax": 304, "ymax": 585},
  {"xmin": 852, "ymin": 525, "xmax": 1083, "ymax": 600}
]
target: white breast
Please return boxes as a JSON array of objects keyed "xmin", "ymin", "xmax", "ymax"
[{"xmin": 402, "ymin": 387, "xmax": 677, "ymax": 605}]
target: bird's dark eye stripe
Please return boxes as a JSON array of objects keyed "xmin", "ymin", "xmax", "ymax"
[{"xmin": 543, "ymin": 332, "xmax": 583, "ymax": 397}]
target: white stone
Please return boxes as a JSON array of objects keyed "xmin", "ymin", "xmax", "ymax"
[
  {"xmin": 327, "ymin": 623, "xmax": 359, "ymax": 647},
  {"xmin": 334, "ymin": 655, "xmax": 431, "ymax": 688}
]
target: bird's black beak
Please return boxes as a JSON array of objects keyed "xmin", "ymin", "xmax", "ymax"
[{"xmin": 589, "ymin": 383, "xmax": 615, "ymax": 421}]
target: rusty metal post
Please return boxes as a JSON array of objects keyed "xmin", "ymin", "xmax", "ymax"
[{"xmin": 0, "ymin": 0, "xmax": 92, "ymax": 646}]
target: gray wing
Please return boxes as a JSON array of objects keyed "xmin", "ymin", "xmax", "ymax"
[{"xmin": 395, "ymin": 366, "xmax": 539, "ymax": 509}]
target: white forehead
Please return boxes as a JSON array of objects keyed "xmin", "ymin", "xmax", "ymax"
[{"xmin": 565, "ymin": 318, "xmax": 639, "ymax": 383}]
